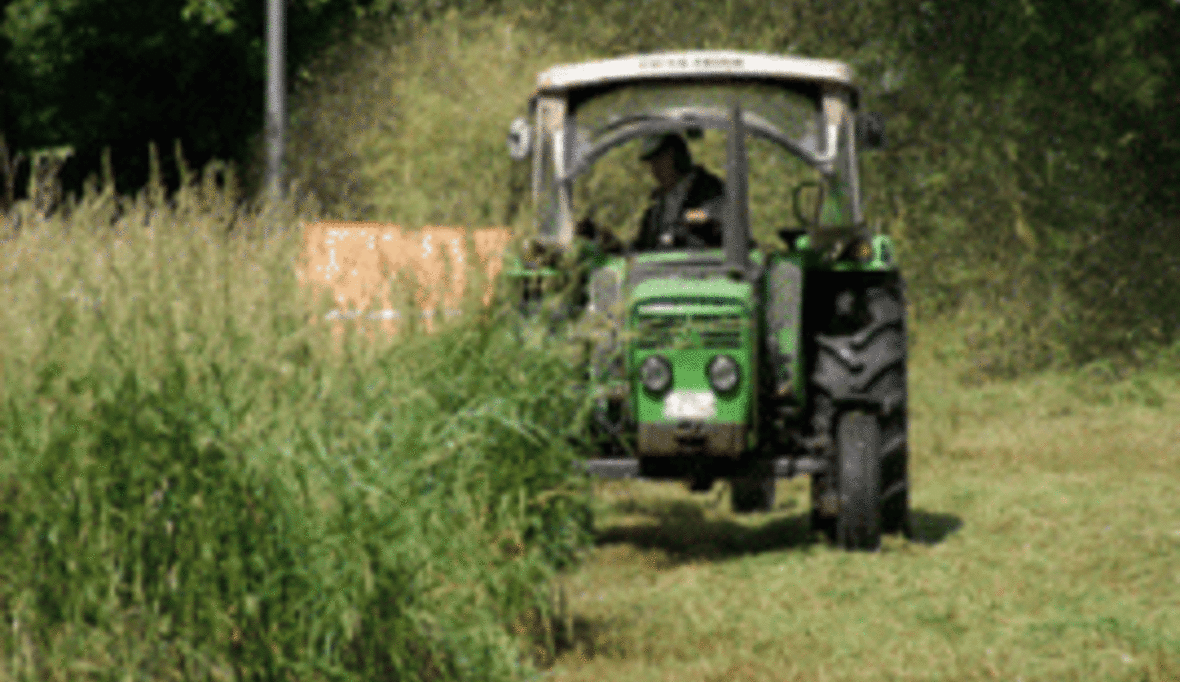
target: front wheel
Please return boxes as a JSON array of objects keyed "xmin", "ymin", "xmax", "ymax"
[
  {"xmin": 835, "ymin": 411, "xmax": 882, "ymax": 551},
  {"xmin": 808, "ymin": 278, "xmax": 910, "ymax": 545}
]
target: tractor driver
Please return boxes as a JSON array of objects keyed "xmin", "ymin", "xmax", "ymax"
[{"xmin": 632, "ymin": 133, "xmax": 725, "ymax": 250}]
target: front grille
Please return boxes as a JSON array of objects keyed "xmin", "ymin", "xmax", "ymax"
[
  {"xmin": 695, "ymin": 315, "xmax": 743, "ymax": 349},
  {"xmin": 636, "ymin": 314, "xmax": 744, "ymax": 349},
  {"xmin": 637, "ymin": 316, "xmax": 682, "ymax": 348}
]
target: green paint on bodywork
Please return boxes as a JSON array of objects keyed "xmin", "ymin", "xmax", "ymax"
[
  {"xmin": 793, "ymin": 233, "xmax": 899, "ymax": 272},
  {"xmin": 630, "ymin": 249, "xmax": 726, "ymax": 265},
  {"xmin": 630, "ymin": 276, "xmax": 753, "ymax": 309},
  {"xmin": 626, "ymin": 260, "xmax": 756, "ymax": 430},
  {"xmin": 501, "ymin": 252, "xmax": 562, "ymax": 279},
  {"xmin": 627, "ymin": 249, "xmax": 759, "ymax": 308},
  {"xmin": 572, "ymin": 236, "xmax": 898, "ymax": 453},
  {"xmin": 628, "ymin": 248, "xmax": 767, "ymax": 266},
  {"xmin": 635, "ymin": 302, "xmax": 745, "ymax": 317},
  {"xmin": 631, "ymin": 348, "xmax": 752, "ymax": 425}
]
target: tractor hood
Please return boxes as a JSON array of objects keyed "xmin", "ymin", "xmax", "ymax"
[
  {"xmin": 629, "ymin": 275, "xmax": 752, "ymax": 313},
  {"xmin": 626, "ymin": 250, "xmax": 755, "ymax": 313}
]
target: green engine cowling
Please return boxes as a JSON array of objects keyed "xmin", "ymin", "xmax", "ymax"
[
  {"xmin": 584, "ymin": 230, "xmax": 900, "ymax": 460},
  {"xmin": 587, "ymin": 249, "xmax": 758, "ymax": 458}
]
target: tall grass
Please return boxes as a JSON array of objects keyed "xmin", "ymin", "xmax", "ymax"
[{"xmin": 0, "ymin": 162, "xmax": 593, "ymax": 680}]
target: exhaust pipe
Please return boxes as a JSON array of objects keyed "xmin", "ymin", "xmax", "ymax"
[{"xmin": 724, "ymin": 101, "xmax": 750, "ymax": 275}]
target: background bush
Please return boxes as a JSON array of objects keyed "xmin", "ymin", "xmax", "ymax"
[
  {"xmin": 5, "ymin": 0, "xmax": 1177, "ymax": 373},
  {"xmin": 285, "ymin": 0, "xmax": 1179, "ymax": 376}
]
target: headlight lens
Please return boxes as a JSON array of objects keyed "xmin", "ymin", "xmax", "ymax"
[
  {"xmin": 707, "ymin": 355, "xmax": 741, "ymax": 393},
  {"xmin": 639, "ymin": 355, "xmax": 673, "ymax": 393}
]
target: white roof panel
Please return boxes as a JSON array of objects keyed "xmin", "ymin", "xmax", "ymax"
[{"xmin": 536, "ymin": 51, "xmax": 854, "ymax": 93}]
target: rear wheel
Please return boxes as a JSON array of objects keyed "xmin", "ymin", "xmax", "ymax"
[{"xmin": 835, "ymin": 411, "xmax": 882, "ymax": 550}]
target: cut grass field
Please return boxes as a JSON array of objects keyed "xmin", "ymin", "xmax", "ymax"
[{"xmin": 535, "ymin": 358, "xmax": 1180, "ymax": 682}]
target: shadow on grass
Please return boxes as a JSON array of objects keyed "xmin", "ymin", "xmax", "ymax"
[
  {"xmin": 909, "ymin": 510, "xmax": 963, "ymax": 544},
  {"xmin": 594, "ymin": 499, "xmax": 964, "ymax": 563},
  {"xmin": 595, "ymin": 498, "xmax": 817, "ymax": 564}
]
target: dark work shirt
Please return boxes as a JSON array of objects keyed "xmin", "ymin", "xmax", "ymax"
[{"xmin": 633, "ymin": 165, "xmax": 725, "ymax": 250}]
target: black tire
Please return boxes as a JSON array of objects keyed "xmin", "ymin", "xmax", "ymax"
[
  {"xmin": 809, "ymin": 279, "xmax": 910, "ymax": 539},
  {"xmin": 835, "ymin": 411, "xmax": 882, "ymax": 550},
  {"xmin": 730, "ymin": 470, "xmax": 775, "ymax": 513}
]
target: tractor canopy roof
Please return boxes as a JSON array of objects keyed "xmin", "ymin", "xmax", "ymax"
[
  {"xmin": 534, "ymin": 51, "xmax": 854, "ymax": 95},
  {"xmin": 533, "ymin": 51, "xmax": 861, "ymax": 181},
  {"xmin": 523, "ymin": 51, "xmax": 866, "ymax": 251}
]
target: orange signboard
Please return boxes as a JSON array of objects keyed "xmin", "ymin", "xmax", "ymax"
[{"xmin": 299, "ymin": 221, "xmax": 513, "ymax": 335}]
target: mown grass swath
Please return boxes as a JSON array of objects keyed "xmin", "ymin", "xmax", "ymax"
[{"xmin": 0, "ymin": 161, "xmax": 593, "ymax": 680}]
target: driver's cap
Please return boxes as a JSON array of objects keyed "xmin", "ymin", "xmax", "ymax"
[{"xmin": 638, "ymin": 133, "xmax": 687, "ymax": 161}]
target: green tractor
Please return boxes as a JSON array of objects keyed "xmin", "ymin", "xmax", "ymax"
[{"xmin": 505, "ymin": 51, "xmax": 908, "ymax": 550}]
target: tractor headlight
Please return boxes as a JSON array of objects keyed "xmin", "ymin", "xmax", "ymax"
[
  {"xmin": 639, "ymin": 355, "xmax": 673, "ymax": 393},
  {"xmin": 707, "ymin": 355, "xmax": 741, "ymax": 393}
]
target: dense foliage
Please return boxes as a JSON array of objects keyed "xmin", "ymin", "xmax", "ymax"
[
  {"xmin": 876, "ymin": 0, "xmax": 1180, "ymax": 372},
  {"xmin": 0, "ymin": 175, "xmax": 593, "ymax": 680},
  {"xmin": 285, "ymin": 0, "xmax": 1180, "ymax": 374},
  {"xmin": 0, "ymin": 0, "xmax": 402, "ymax": 197}
]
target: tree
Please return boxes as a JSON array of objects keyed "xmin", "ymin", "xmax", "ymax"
[
  {"xmin": 0, "ymin": 0, "xmax": 380, "ymax": 195},
  {"xmin": 882, "ymin": 0, "xmax": 1180, "ymax": 363}
]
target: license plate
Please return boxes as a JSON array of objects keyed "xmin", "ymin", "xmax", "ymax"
[{"xmin": 663, "ymin": 390, "xmax": 716, "ymax": 420}]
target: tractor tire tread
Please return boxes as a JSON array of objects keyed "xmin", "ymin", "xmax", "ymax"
[
  {"xmin": 881, "ymin": 433, "xmax": 907, "ymax": 460},
  {"xmin": 809, "ymin": 279, "xmax": 910, "ymax": 543}
]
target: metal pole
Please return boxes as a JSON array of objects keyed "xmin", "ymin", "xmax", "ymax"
[
  {"xmin": 265, "ymin": 0, "xmax": 286, "ymax": 197},
  {"xmin": 724, "ymin": 101, "xmax": 750, "ymax": 275}
]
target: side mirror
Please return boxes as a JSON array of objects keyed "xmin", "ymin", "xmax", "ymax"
[
  {"xmin": 857, "ymin": 111, "xmax": 886, "ymax": 150},
  {"xmin": 507, "ymin": 117, "xmax": 532, "ymax": 161}
]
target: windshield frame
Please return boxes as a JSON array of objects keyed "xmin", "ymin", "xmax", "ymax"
[
  {"xmin": 531, "ymin": 77, "xmax": 864, "ymax": 246},
  {"xmin": 562, "ymin": 114, "xmax": 828, "ymax": 183},
  {"xmin": 564, "ymin": 78, "xmax": 833, "ymax": 179}
]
